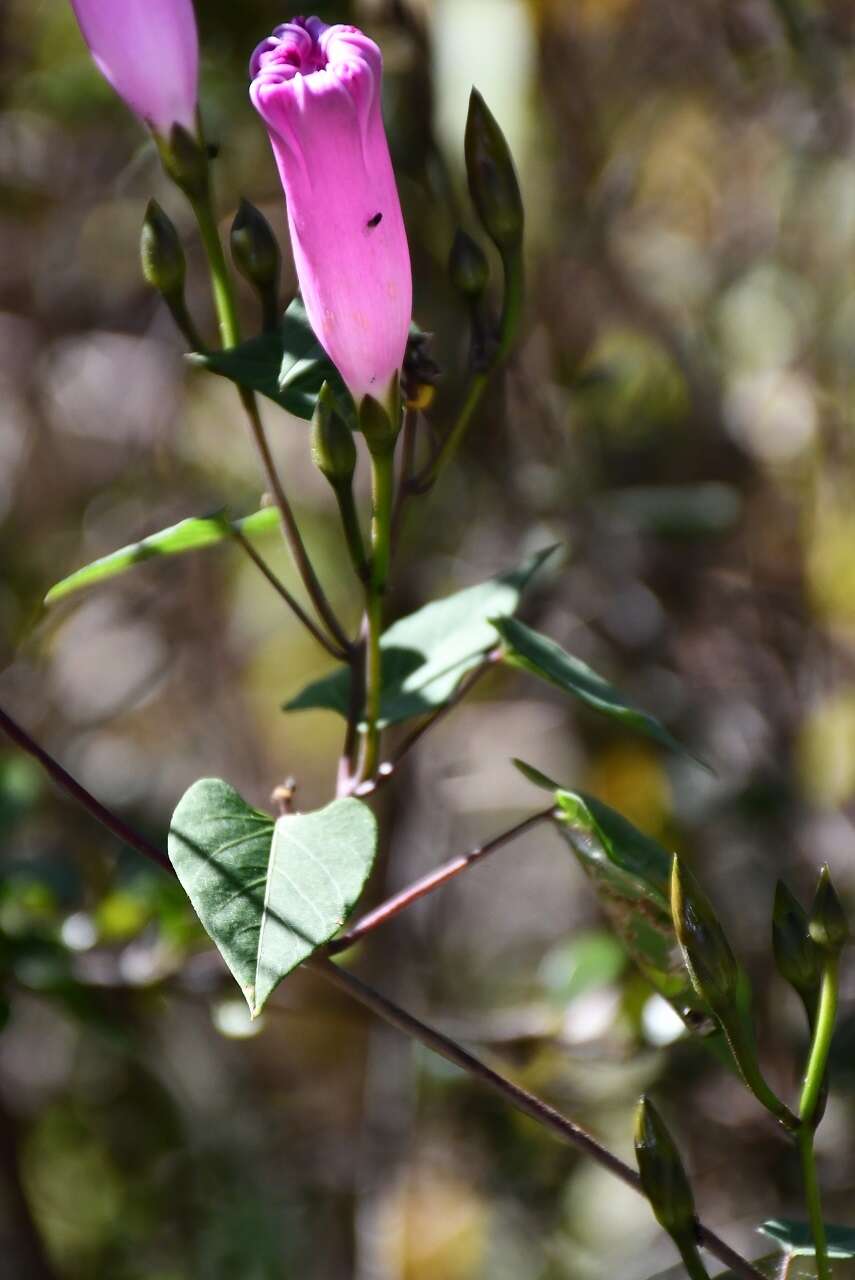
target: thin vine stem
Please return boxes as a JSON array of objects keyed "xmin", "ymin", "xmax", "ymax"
[
  {"xmin": 795, "ymin": 954, "xmax": 839, "ymax": 1280},
  {"xmin": 358, "ymin": 447, "xmax": 395, "ymax": 784},
  {"xmin": 1, "ymin": 712, "xmax": 765, "ymax": 1280},
  {"xmin": 188, "ymin": 178, "xmax": 351, "ymax": 658},
  {"xmin": 307, "ymin": 956, "xmax": 765, "ymax": 1280},
  {"xmin": 326, "ymin": 807, "xmax": 554, "ymax": 955},
  {"xmin": 231, "ymin": 527, "xmax": 345, "ymax": 660},
  {"xmin": 0, "ymin": 707, "xmax": 171, "ymax": 874}
]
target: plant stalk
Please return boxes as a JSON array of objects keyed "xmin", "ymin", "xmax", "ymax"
[
  {"xmin": 327, "ymin": 807, "xmax": 554, "ymax": 954},
  {"xmin": 358, "ymin": 447, "xmax": 395, "ymax": 783},
  {"xmin": 795, "ymin": 954, "xmax": 839, "ymax": 1280},
  {"xmin": 188, "ymin": 180, "xmax": 350, "ymax": 657}
]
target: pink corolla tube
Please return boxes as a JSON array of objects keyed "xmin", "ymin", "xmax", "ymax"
[
  {"xmin": 250, "ymin": 18, "xmax": 412, "ymax": 407},
  {"xmin": 70, "ymin": 0, "xmax": 199, "ymax": 136}
]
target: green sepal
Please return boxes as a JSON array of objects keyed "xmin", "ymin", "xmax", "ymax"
[
  {"xmin": 809, "ymin": 865, "xmax": 850, "ymax": 954},
  {"xmin": 140, "ymin": 198, "xmax": 186, "ymax": 298}
]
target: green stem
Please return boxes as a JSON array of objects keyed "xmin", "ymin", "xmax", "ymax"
[
  {"xmin": 359, "ymin": 448, "xmax": 395, "ymax": 783},
  {"xmin": 799, "ymin": 956, "xmax": 839, "ymax": 1126},
  {"xmin": 189, "ymin": 193, "xmax": 241, "ymax": 349},
  {"xmin": 798, "ymin": 1127, "xmax": 831, "ymax": 1280},
  {"xmin": 496, "ymin": 243, "xmax": 524, "ymax": 362},
  {"xmin": 419, "ymin": 372, "xmax": 488, "ymax": 489},
  {"xmin": 677, "ymin": 1240, "xmax": 711, "ymax": 1280},
  {"xmin": 796, "ymin": 955, "xmax": 839, "ymax": 1280},
  {"xmin": 187, "ymin": 179, "xmax": 350, "ymax": 657},
  {"xmin": 333, "ymin": 483, "xmax": 370, "ymax": 584}
]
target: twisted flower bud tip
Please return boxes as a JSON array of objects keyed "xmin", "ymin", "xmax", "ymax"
[{"xmin": 249, "ymin": 17, "xmax": 412, "ymax": 404}]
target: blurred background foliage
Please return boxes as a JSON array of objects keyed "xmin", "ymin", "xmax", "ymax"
[{"xmin": 2, "ymin": 0, "xmax": 855, "ymax": 1276}]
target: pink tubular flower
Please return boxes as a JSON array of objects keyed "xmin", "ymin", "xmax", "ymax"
[
  {"xmin": 250, "ymin": 18, "xmax": 412, "ymax": 406},
  {"xmin": 70, "ymin": 0, "xmax": 199, "ymax": 136}
]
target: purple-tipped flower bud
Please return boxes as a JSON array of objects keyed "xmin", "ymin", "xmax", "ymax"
[
  {"xmin": 69, "ymin": 0, "xmax": 199, "ymax": 137},
  {"xmin": 249, "ymin": 19, "xmax": 412, "ymax": 406},
  {"xmin": 809, "ymin": 866, "xmax": 849, "ymax": 954},
  {"xmin": 464, "ymin": 89, "xmax": 524, "ymax": 253}
]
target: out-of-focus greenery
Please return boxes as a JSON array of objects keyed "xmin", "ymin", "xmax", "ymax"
[{"xmin": 3, "ymin": 1, "xmax": 855, "ymax": 1277}]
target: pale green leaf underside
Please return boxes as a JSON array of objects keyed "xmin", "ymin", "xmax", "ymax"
[
  {"xmin": 761, "ymin": 1221, "xmax": 855, "ymax": 1260},
  {"xmin": 168, "ymin": 779, "xmax": 377, "ymax": 1016},
  {"xmin": 514, "ymin": 759, "xmax": 712, "ymax": 1029},
  {"xmin": 44, "ymin": 507, "xmax": 280, "ymax": 606},
  {"xmin": 493, "ymin": 615, "xmax": 702, "ymax": 766},
  {"xmin": 285, "ymin": 546, "xmax": 559, "ymax": 727}
]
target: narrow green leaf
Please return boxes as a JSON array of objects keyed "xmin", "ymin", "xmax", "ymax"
[
  {"xmin": 168, "ymin": 779, "xmax": 376, "ymax": 1016},
  {"xmin": 493, "ymin": 616, "xmax": 702, "ymax": 765},
  {"xmin": 285, "ymin": 546, "xmax": 559, "ymax": 727},
  {"xmin": 760, "ymin": 1221, "xmax": 855, "ymax": 1260},
  {"xmin": 44, "ymin": 507, "xmax": 279, "ymax": 606},
  {"xmin": 190, "ymin": 295, "xmax": 354, "ymax": 423}
]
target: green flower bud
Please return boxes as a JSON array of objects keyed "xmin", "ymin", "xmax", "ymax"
[
  {"xmin": 449, "ymin": 229, "xmax": 489, "ymax": 298},
  {"xmin": 634, "ymin": 1096, "xmax": 697, "ymax": 1243},
  {"xmin": 464, "ymin": 89, "xmax": 524, "ymax": 252},
  {"xmin": 773, "ymin": 880, "xmax": 822, "ymax": 1001},
  {"xmin": 359, "ymin": 393, "xmax": 398, "ymax": 456},
  {"xmin": 809, "ymin": 865, "xmax": 849, "ymax": 954},
  {"xmin": 140, "ymin": 199, "xmax": 186, "ymax": 298},
  {"xmin": 671, "ymin": 856, "xmax": 740, "ymax": 1013},
  {"xmin": 230, "ymin": 199, "xmax": 281, "ymax": 292},
  {"xmin": 312, "ymin": 384, "xmax": 357, "ymax": 486},
  {"xmin": 158, "ymin": 123, "xmax": 209, "ymax": 200}
]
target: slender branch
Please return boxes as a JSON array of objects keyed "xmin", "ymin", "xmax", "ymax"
[
  {"xmin": 239, "ymin": 388, "xmax": 352, "ymax": 657},
  {"xmin": 337, "ymin": 626, "xmax": 367, "ymax": 798},
  {"xmin": 795, "ymin": 955, "xmax": 839, "ymax": 1280},
  {"xmin": 413, "ymin": 373, "xmax": 488, "ymax": 492},
  {"xmin": 358, "ymin": 447, "xmax": 395, "ymax": 784},
  {"xmin": 231, "ymin": 527, "xmax": 346, "ymax": 660},
  {"xmin": 799, "ymin": 957, "xmax": 839, "ymax": 1126},
  {"xmin": 0, "ymin": 708, "xmax": 171, "ymax": 875},
  {"xmin": 0, "ymin": 716, "xmax": 765, "ymax": 1280},
  {"xmin": 307, "ymin": 956, "xmax": 765, "ymax": 1280},
  {"xmin": 387, "ymin": 652, "xmax": 500, "ymax": 773},
  {"xmin": 798, "ymin": 1127, "xmax": 830, "ymax": 1280},
  {"xmin": 391, "ymin": 403, "xmax": 420, "ymax": 542},
  {"xmin": 189, "ymin": 176, "xmax": 351, "ymax": 658},
  {"xmin": 327, "ymin": 807, "xmax": 554, "ymax": 955}
]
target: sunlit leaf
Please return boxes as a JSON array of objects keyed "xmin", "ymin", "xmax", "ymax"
[
  {"xmin": 190, "ymin": 295, "xmax": 354, "ymax": 423},
  {"xmin": 168, "ymin": 779, "xmax": 376, "ymax": 1016},
  {"xmin": 44, "ymin": 507, "xmax": 279, "ymax": 606},
  {"xmin": 493, "ymin": 616, "xmax": 701, "ymax": 765},
  {"xmin": 285, "ymin": 546, "xmax": 558, "ymax": 727}
]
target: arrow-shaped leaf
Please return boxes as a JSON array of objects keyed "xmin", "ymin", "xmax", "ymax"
[{"xmin": 168, "ymin": 779, "xmax": 377, "ymax": 1015}]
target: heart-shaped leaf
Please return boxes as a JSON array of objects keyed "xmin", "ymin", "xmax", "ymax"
[
  {"xmin": 44, "ymin": 507, "xmax": 280, "ymax": 606},
  {"xmin": 191, "ymin": 296, "xmax": 354, "ymax": 423},
  {"xmin": 285, "ymin": 546, "xmax": 558, "ymax": 727},
  {"xmin": 493, "ymin": 616, "xmax": 703, "ymax": 765},
  {"xmin": 168, "ymin": 779, "xmax": 377, "ymax": 1015}
]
